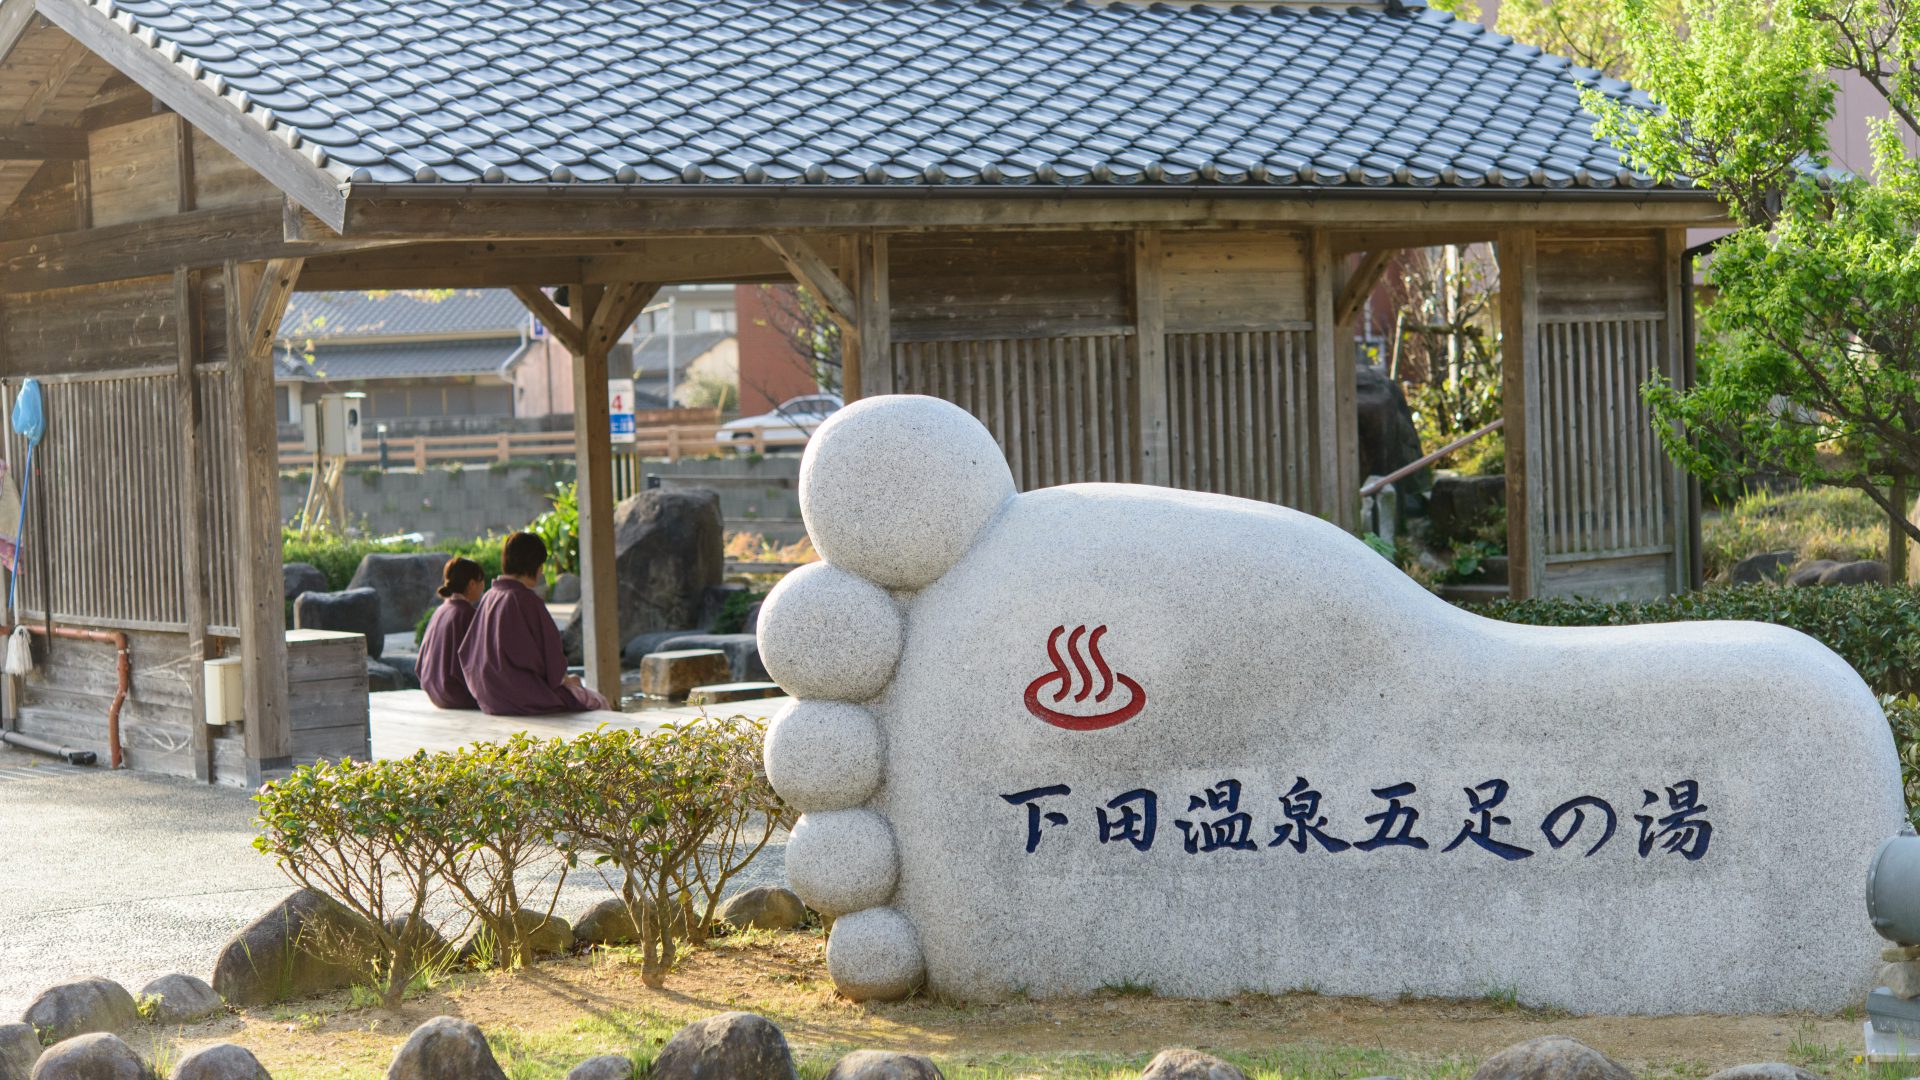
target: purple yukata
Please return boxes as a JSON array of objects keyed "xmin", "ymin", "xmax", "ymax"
[
  {"xmin": 458, "ymin": 577, "xmax": 609, "ymax": 715},
  {"xmin": 416, "ymin": 595, "xmax": 477, "ymax": 710}
]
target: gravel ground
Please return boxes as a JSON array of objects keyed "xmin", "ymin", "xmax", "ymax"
[{"xmin": 0, "ymin": 745, "xmax": 789, "ymax": 1020}]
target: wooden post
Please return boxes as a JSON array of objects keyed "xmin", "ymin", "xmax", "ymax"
[
  {"xmin": 175, "ymin": 268, "xmax": 212, "ymax": 783},
  {"xmin": 569, "ymin": 284, "xmax": 621, "ymax": 700},
  {"xmin": 1332, "ymin": 256, "xmax": 1361, "ymax": 531},
  {"xmin": 856, "ymin": 232, "xmax": 893, "ymax": 396},
  {"xmin": 1132, "ymin": 229, "xmax": 1170, "ymax": 487},
  {"xmin": 223, "ymin": 258, "xmax": 299, "ymax": 783},
  {"xmin": 1660, "ymin": 227, "xmax": 1693, "ymax": 595},
  {"xmin": 1310, "ymin": 231, "xmax": 1341, "ymax": 520},
  {"xmin": 1498, "ymin": 229, "xmax": 1546, "ymax": 600}
]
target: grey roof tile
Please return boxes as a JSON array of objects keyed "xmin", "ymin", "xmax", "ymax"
[{"xmin": 88, "ymin": 0, "xmax": 1677, "ymax": 194}]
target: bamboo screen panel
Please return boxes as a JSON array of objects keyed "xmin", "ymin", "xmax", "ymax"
[
  {"xmin": 1537, "ymin": 316, "xmax": 1676, "ymax": 558},
  {"xmin": 2, "ymin": 368, "xmax": 240, "ymax": 633},
  {"xmin": 891, "ymin": 334, "xmax": 1140, "ymax": 491},
  {"xmin": 1165, "ymin": 328, "xmax": 1316, "ymax": 508}
]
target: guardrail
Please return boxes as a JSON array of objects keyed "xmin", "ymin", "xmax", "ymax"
[{"xmin": 280, "ymin": 421, "xmax": 789, "ymax": 469}]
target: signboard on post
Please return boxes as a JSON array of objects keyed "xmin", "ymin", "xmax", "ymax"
[{"xmin": 608, "ymin": 378, "xmax": 636, "ymax": 444}]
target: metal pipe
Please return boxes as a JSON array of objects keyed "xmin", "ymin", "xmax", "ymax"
[
  {"xmin": 0, "ymin": 730, "xmax": 95, "ymax": 766},
  {"xmin": 3, "ymin": 623, "xmax": 130, "ymax": 769},
  {"xmin": 1360, "ymin": 417, "xmax": 1506, "ymax": 498}
]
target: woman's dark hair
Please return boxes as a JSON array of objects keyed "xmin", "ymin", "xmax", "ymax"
[
  {"xmin": 501, "ymin": 531, "xmax": 548, "ymax": 579},
  {"xmin": 436, "ymin": 556, "xmax": 485, "ymax": 599}
]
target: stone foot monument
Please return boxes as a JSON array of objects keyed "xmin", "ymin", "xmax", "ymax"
[{"xmin": 756, "ymin": 394, "xmax": 1904, "ymax": 1013}]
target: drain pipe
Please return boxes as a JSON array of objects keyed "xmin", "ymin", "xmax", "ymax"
[{"xmin": 0, "ymin": 623, "xmax": 129, "ymax": 768}]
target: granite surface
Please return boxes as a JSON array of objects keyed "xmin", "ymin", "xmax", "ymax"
[{"xmin": 760, "ymin": 394, "xmax": 1906, "ymax": 1012}]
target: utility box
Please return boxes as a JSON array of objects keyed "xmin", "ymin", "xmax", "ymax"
[
  {"xmin": 203, "ymin": 657, "xmax": 243, "ymax": 726},
  {"xmin": 299, "ymin": 394, "xmax": 366, "ymax": 456}
]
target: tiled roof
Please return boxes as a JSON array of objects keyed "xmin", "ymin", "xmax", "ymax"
[
  {"xmin": 630, "ymin": 329, "xmax": 735, "ymax": 376},
  {"xmin": 280, "ymin": 289, "xmax": 530, "ymax": 340},
  {"xmin": 276, "ymin": 339, "xmax": 525, "ymax": 381},
  {"xmin": 93, "ymin": 0, "xmax": 1673, "ymax": 194}
]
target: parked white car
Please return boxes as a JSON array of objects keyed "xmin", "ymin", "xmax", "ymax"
[{"xmin": 715, "ymin": 393, "xmax": 843, "ymax": 451}]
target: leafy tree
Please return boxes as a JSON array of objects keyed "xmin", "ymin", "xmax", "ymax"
[{"xmin": 1588, "ymin": 0, "xmax": 1920, "ymax": 560}]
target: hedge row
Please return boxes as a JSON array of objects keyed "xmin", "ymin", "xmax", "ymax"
[
  {"xmin": 282, "ymin": 530, "xmax": 510, "ymax": 593},
  {"xmin": 252, "ymin": 718, "xmax": 787, "ymax": 1007},
  {"xmin": 1472, "ymin": 584, "xmax": 1920, "ymax": 697}
]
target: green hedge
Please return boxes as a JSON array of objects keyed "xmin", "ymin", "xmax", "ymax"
[
  {"xmin": 1472, "ymin": 584, "xmax": 1920, "ymax": 697},
  {"xmin": 284, "ymin": 532, "xmax": 509, "ymax": 593}
]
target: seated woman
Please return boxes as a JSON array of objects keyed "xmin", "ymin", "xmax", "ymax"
[
  {"xmin": 458, "ymin": 531, "xmax": 610, "ymax": 715},
  {"xmin": 416, "ymin": 557, "xmax": 484, "ymax": 709}
]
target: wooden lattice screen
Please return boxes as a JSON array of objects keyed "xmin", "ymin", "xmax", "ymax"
[
  {"xmin": 1164, "ymin": 327, "xmax": 1317, "ymax": 508},
  {"xmin": 1537, "ymin": 315, "xmax": 1676, "ymax": 559},
  {"xmin": 2, "ymin": 368, "xmax": 240, "ymax": 634},
  {"xmin": 891, "ymin": 334, "xmax": 1141, "ymax": 490}
]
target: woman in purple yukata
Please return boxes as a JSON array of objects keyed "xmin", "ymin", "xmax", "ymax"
[
  {"xmin": 416, "ymin": 556, "xmax": 484, "ymax": 709},
  {"xmin": 458, "ymin": 531, "xmax": 610, "ymax": 715}
]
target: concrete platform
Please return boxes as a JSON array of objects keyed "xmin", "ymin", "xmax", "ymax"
[{"xmin": 368, "ymin": 689, "xmax": 793, "ymax": 757}]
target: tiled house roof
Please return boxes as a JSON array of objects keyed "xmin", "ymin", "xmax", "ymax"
[
  {"xmin": 88, "ymin": 0, "xmax": 1670, "ymax": 194},
  {"xmin": 275, "ymin": 339, "xmax": 527, "ymax": 381},
  {"xmin": 280, "ymin": 289, "xmax": 530, "ymax": 340}
]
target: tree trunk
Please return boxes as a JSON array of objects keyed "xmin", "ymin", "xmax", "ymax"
[{"xmin": 1894, "ymin": 473, "xmax": 1912, "ymax": 585}]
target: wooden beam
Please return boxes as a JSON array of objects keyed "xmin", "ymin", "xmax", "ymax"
[
  {"xmin": 316, "ymin": 191, "xmax": 1730, "ymax": 242},
  {"xmin": 0, "ymin": 3, "xmax": 41, "ymax": 69},
  {"xmin": 1331, "ymin": 228, "xmax": 1498, "ymax": 255},
  {"xmin": 1132, "ymin": 228, "xmax": 1170, "ymax": 487},
  {"xmin": 1498, "ymin": 228, "xmax": 1545, "ymax": 599},
  {"xmin": 854, "ymin": 231, "xmax": 891, "ymax": 396},
  {"xmin": 1335, "ymin": 249, "xmax": 1395, "ymax": 328},
  {"xmin": 585, "ymin": 280, "xmax": 660, "ymax": 359},
  {"xmin": 0, "ymin": 127, "xmax": 88, "ymax": 160},
  {"xmin": 760, "ymin": 234, "xmax": 855, "ymax": 325},
  {"xmin": 0, "ymin": 199, "xmax": 375, "ymax": 293},
  {"xmin": 223, "ymin": 256, "xmax": 299, "ymax": 781},
  {"xmin": 1660, "ymin": 226, "xmax": 1693, "ymax": 594},
  {"xmin": 36, "ymin": 0, "xmax": 348, "ymax": 230},
  {"xmin": 510, "ymin": 284, "xmax": 585, "ymax": 356},
  {"xmin": 17, "ymin": 35, "xmax": 87, "ymax": 124},
  {"xmin": 568, "ymin": 283, "xmax": 621, "ymax": 699},
  {"xmin": 1311, "ymin": 230, "xmax": 1340, "ymax": 520},
  {"xmin": 174, "ymin": 267, "xmax": 211, "ymax": 782},
  {"xmin": 296, "ymin": 236, "xmax": 787, "ymax": 291}
]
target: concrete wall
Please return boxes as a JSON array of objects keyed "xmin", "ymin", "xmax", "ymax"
[
  {"xmin": 281, "ymin": 462, "xmax": 575, "ymax": 543},
  {"xmin": 643, "ymin": 455, "xmax": 806, "ymax": 543}
]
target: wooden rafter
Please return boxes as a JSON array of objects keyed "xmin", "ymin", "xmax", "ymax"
[
  {"xmin": 0, "ymin": 4, "xmax": 39, "ymax": 70},
  {"xmin": 585, "ymin": 280, "xmax": 660, "ymax": 357},
  {"xmin": 761, "ymin": 233, "xmax": 855, "ymax": 326},
  {"xmin": 1335, "ymin": 248, "xmax": 1396, "ymax": 327},
  {"xmin": 296, "ymin": 236, "xmax": 784, "ymax": 291},
  {"xmin": 510, "ymin": 284, "xmax": 585, "ymax": 356},
  {"xmin": 232, "ymin": 256, "xmax": 303, "ymax": 359},
  {"xmin": 17, "ymin": 35, "xmax": 88, "ymax": 124}
]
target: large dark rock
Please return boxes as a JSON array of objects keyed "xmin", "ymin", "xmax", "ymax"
[
  {"xmin": 456, "ymin": 909, "xmax": 573, "ymax": 967},
  {"xmin": 718, "ymin": 886, "xmax": 808, "ymax": 932},
  {"xmin": 549, "ymin": 573, "xmax": 583, "ymax": 604},
  {"xmin": 1821, "ymin": 559, "xmax": 1890, "ymax": 586},
  {"xmin": 294, "ymin": 588, "xmax": 384, "ymax": 660},
  {"xmin": 136, "ymin": 974, "xmax": 220, "ymax": 1024},
  {"xmin": 566, "ymin": 1056, "xmax": 633, "ymax": 1080},
  {"xmin": 172, "ymin": 1043, "xmax": 272, "ymax": 1080},
  {"xmin": 382, "ymin": 654, "xmax": 421, "ymax": 689},
  {"xmin": 0, "ymin": 1023, "xmax": 38, "ymax": 1080},
  {"xmin": 658, "ymin": 634, "xmax": 768, "ymax": 683},
  {"xmin": 1139, "ymin": 1049, "xmax": 1248, "ymax": 1080},
  {"xmin": 211, "ymin": 889, "xmax": 380, "ymax": 1007},
  {"xmin": 386, "ymin": 1016, "xmax": 507, "ymax": 1080},
  {"xmin": 21, "ymin": 978, "xmax": 135, "ymax": 1041},
  {"xmin": 620, "ymin": 630, "xmax": 688, "ymax": 668},
  {"xmin": 25, "ymin": 1033, "xmax": 145, "ymax": 1080},
  {"xmin": 1467, "ymin": 1036, "xmax": 1633, "ymax": 1080},
  {"xmin": 1788, "ymin": 560, "xmax": 1839, "ymax": 587},
  {"xmin": 825, "ymin": 1050, "xmax": 944, "ymax": 1079},
  {"xmin": 572, "ymin": 899, "xmax": 641, "ymax": 946},
  {"xmin": 283, "ymin": 562, "xmax": 329, "ymax": 601},
  {"xmin": 1428, "ymin": 474, "xmax": 1506, "ymax": 544},
  {"xmin": 367, "ymin": 659, "xmax": 410, "ymax": 693},
  {"xmin": 650, "ymin": 1012, "xmax": 796, "ymax": 1080},
  {"xmin": 1729, "ymin": 550, "xmax": 1796, "ymax": 585},
  {"xmin": 349, "ymin": 553, "xmax": 450, "ymax": 635},
  {"xmin": 1355, "ymin": 364, "xmax": 1427, "ymax": 498},
  {"xmin": 563, "ymin": 489, "xmax": 724, "ymax": 664}
]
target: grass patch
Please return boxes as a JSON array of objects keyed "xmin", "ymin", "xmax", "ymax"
[{"xmin": 1703, "ymin": 487, "xmax": 1888, "ymax": 581}]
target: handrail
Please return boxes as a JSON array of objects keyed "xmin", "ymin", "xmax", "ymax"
[{"xmin": 1359, "ymin": 417, "xmax": 1505, "ymax": 498}]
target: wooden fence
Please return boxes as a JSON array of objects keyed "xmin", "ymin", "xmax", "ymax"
[
  {"xmin": 1166, "ymin": 327, "xmax": 1317, "ymax": 507},
  {"xmin": 891, "ymin": 333, "xmax": 1141, "ymax": 490},
  {"xmin": 1537, "ymin": 314, "xmax": 1675, "ymax": 559}
]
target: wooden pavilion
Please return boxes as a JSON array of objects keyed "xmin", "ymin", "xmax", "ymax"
[{"xmin": 0, "ymin": 0, "xmax": 1723, "ymax": 784}]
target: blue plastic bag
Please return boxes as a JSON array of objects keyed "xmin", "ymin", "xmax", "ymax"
[{"xmin": 11, "ymin": 378, "xmax": 43, "ymax": 445}]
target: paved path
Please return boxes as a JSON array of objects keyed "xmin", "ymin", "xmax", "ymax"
[{"xmin": 0, "ymin": 743, "xmax": 790, "ymax": 1020}]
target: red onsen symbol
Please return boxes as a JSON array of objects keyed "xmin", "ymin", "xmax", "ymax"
[{"xmin": 1023, "ymin": 624, "xmax": 1145, "ymax": 731}]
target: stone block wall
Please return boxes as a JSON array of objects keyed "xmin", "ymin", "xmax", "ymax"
[
  {"xmin": 279, "ymin": 462, "xmax": 575, "ymax": 542},
  {"xmin": 643, "ymin": 455, "xmax": 805, "ymax": 543}
]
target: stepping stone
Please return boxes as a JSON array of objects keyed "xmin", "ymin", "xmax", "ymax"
[
  {"xmin": 689, "ymin": 681, "xmax": 784, "ymax": 705},
  {"xmin": 638, "ymin": 648, "xmax": 733, "ymax": 700}
]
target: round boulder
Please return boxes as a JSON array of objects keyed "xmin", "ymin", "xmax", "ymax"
[
  {"xmin": 27, "ymin": 1033, "xmax": 145, "ymax": 1080},
  {"xmin": 573, "ymin": 899, "xmax": 641, "ymax": 946},
  {"xmin": 1468, "ymin": 1036, "xmax": 1633, "ymax": 1080},
  {"xmin": 457, "ymin": 909, "xmax": 573, "ymax": 967},
  {"xmin": 387, "ymin": 1016, "xmax": 507, "ymax": 1080},
  {"xmin": 0, "ymin": 1022, "xmax": 39, "ymax": 1080},
  {"xmin": 566, "ymin": 1055, "xmax": 633, "ymax": 1080},
  {"xmin": 367, "ymin": 659, "xmax": 410, "ymax": 692},
  {"xmin": 1729, "ymin": 550, "xmax": 1796, "ymax": 585},
  {"xmin": 719, "ymin": 886, "xmax": 808, "ymax": 932},
  {"xmin": 1820, "ymin": 559, "xmax": 1890, "ymax": 586},
  {"xmin": 650, "ymin": 1012, "xmax": 796, "ymax": 1080},
  {"xmin": 136, "ymin": 974, "xmax": 220, "ymax": 1024},
  {"xmin": 293, "ymin": 587, "xmax": 384, "ymax": 660},
  {"xmin": 825, "ymin": 1049, "xmax": 945, "ymax": 1079},
  {"xmin": 1787, "ymin": 560, "xmax": 1839, "ymax": 587},
  {"xmin": 171, "ymin": 1043, "xmax": 271, "ymax": 1080},
  {"xmin": 1139, "ymin": 1049, "xmax": 1248, "ymax": 1080},
  {"xmin": 349, "ymin": 552, "xmax": 451, "ymax": 635},
  {"xmin": 212, "ymin": 889, "xmax": 381, "ymax": 1007},
  {"xmin": 22, "ymin": 978, "xmax": 135, "ymax": 1042},
  {"xmin": 283, "ymin": 562, "xmax": 330, "ymax": 601},
  {"xmin": 386, "ymin": 914, "xmax": 453, "ymax": 973}
]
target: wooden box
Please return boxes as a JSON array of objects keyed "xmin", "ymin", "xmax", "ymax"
[{"xmin": 286, "ymin": 629, "xmax": 370, "ymax": 764}]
